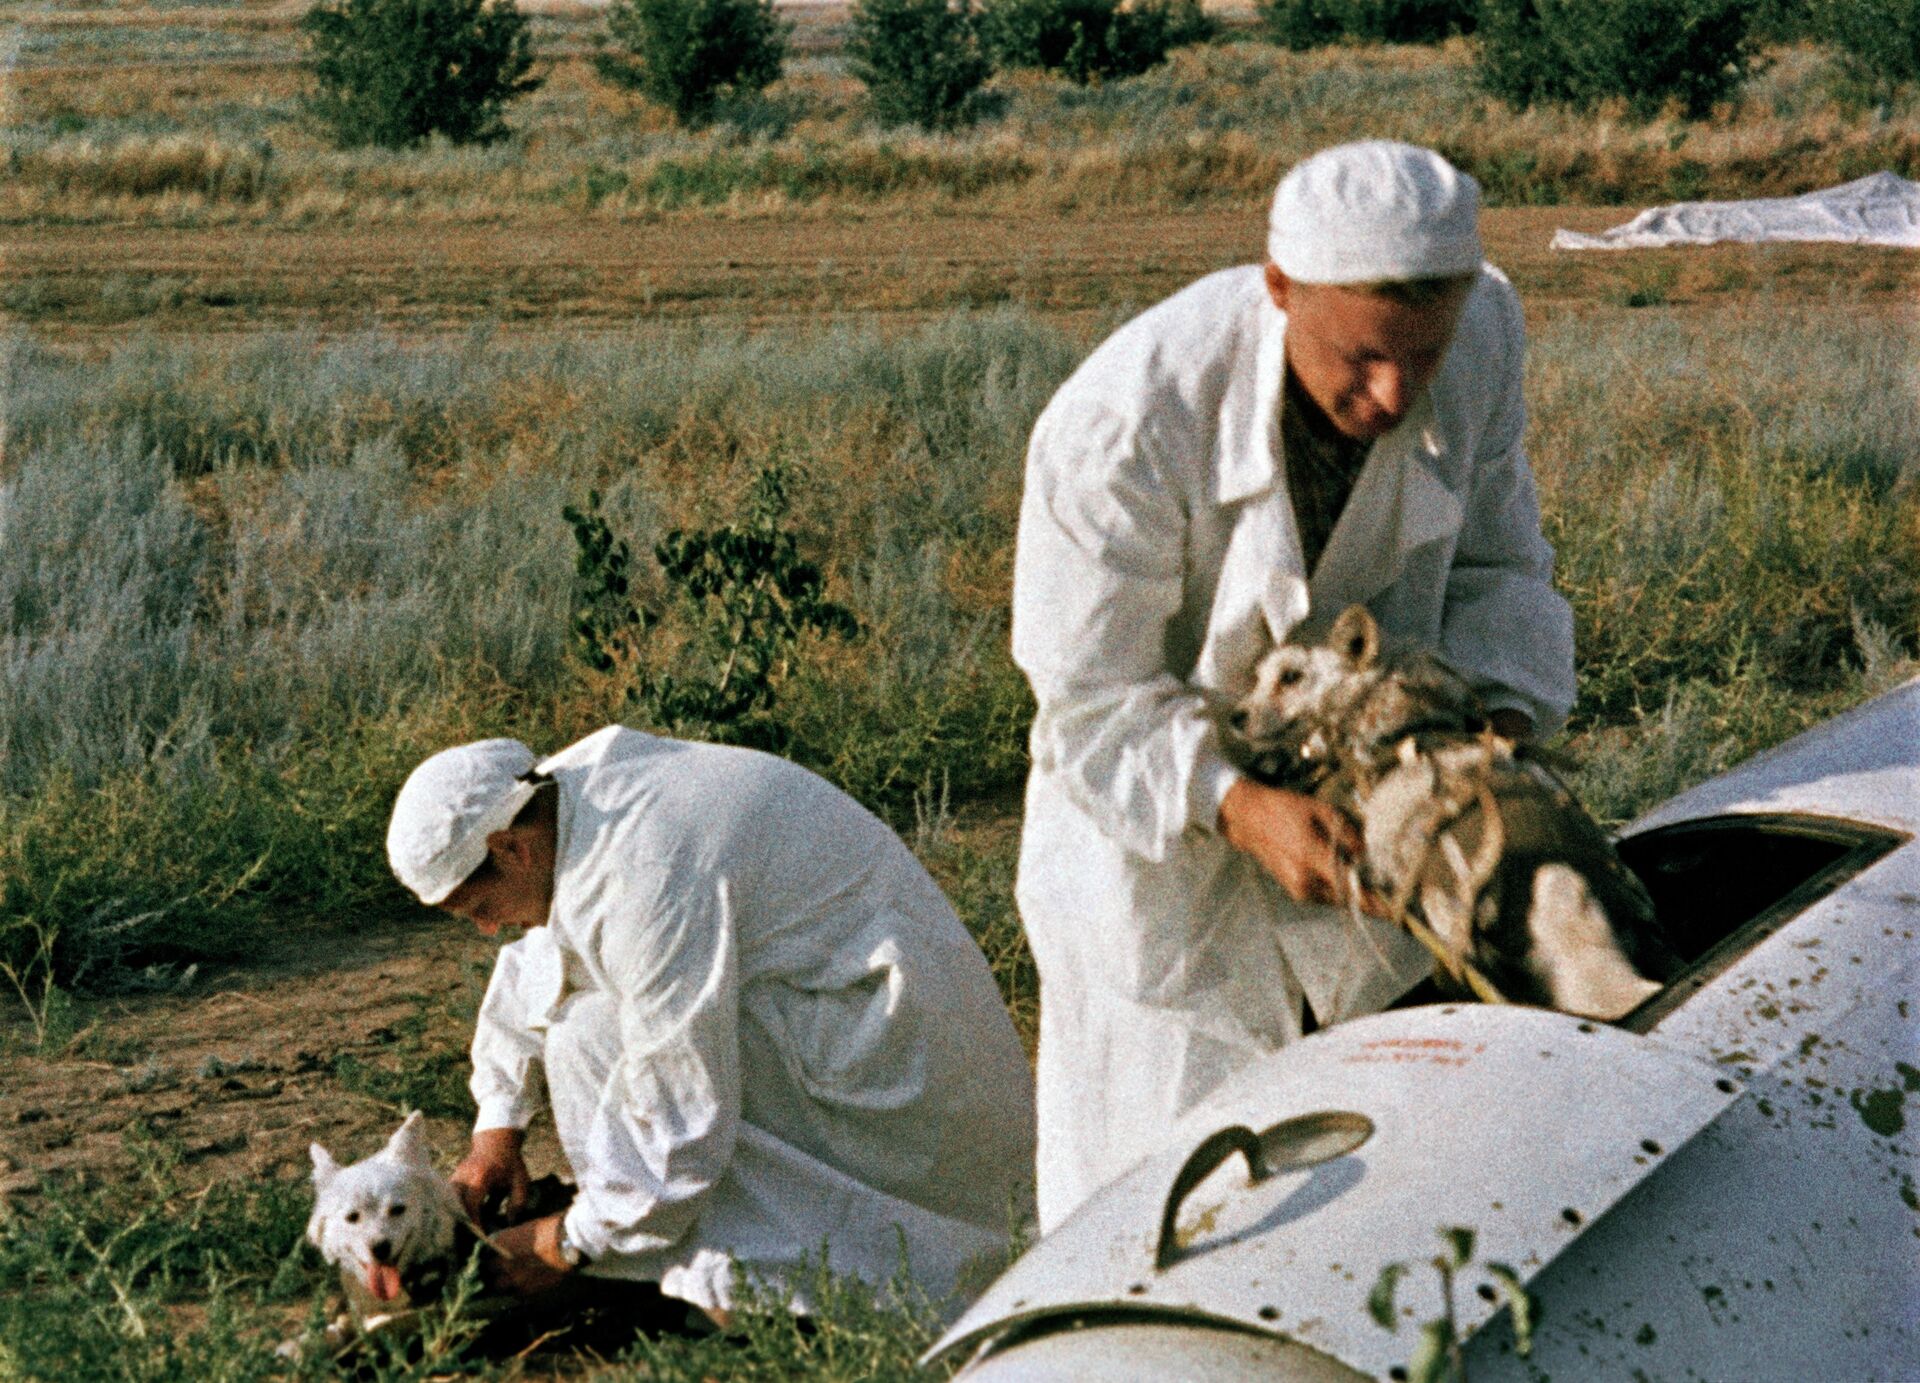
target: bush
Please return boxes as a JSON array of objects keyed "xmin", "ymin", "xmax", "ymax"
[
  {"xmin": 300, "ymin": 0, "xmax": 540, "ymax": 148},
  {"xmin": 597, "ymin": 0, "xmax": 789, "ymax": 126},
  {"xmin": 565, "ymin": 460, "xmax": 862, "ymax": 749},
  {"xmin": 980, "ymin": 0, "xmax": 1215, "ymax": 84},
  {"xmin": 1259, "ymin": 0, "xmax": 1344, "ymax": 49},
  {"xmin": 848, "ymin": 0, "xmax": 994, "ymax": 129},
  {"xmin": 1816, "ymin": 0, "xmax": 1920, "ymax": 103},
  {"xmin": 1259, "ymin": 0, "xmax": 1473, "ymax": 49},
  {"xmin": 1749, "ymin": 0, "xmax": 1821, "ymax": 43},
  {"xmin": 1477, "ymin": 0, "xmax": 1754, "ymax": 118}
]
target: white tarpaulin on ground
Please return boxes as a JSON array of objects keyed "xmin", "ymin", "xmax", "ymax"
[{"xmin": 1552, "ymin": 171, "xmax": 1920, "ymax": 250}]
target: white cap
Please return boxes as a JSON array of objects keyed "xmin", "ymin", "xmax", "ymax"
[
  {"xmin": 387, "ymin": 739, "xmax": 543, "ymax": 905},
  {"xmin": 1267, "ymin": 141, "xmax": 1483, "ymax": 285}
]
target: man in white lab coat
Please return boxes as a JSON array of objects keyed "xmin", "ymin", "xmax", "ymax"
[
  {"xmin": 385, "ymin": 728, "xmax": 1036, "ymax": 1320},
  {"xmin": 1011, "ymin": 140, "xmax": 1576, "ymax": 1230}
]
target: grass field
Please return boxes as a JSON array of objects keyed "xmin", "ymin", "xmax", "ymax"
[{"xmin": 3, "ymin": 8, "xmax": 1918, "ymax": 1379}]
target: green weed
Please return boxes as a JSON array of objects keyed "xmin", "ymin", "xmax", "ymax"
[
  {"xmin": 566, "ymin": 456, "xmax": 861, "ymax": 747},
  {"xmin": 1367, "ymin": 1225, "xmax": 1536, "ymax": 1383}
]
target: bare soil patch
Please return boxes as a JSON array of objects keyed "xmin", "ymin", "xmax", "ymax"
[
  {"xmin": 10, "ymin": 206, "xmax": 1917, "ymax": 341},
  {"xmin": 0, "ymin": 918, "xmax": 573, "ymax": 1212}
]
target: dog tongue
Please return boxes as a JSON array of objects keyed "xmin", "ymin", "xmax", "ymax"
[{"xmin": 368, "ymin": 1262, "xmax": 404, "ymax": 1303}]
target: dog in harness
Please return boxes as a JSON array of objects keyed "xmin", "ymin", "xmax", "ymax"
[{"xmin": 1228, "ymin": 605, "xmax": 1674, "ymax": 1022}]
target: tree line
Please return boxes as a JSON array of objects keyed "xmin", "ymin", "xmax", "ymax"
[{"xmin": 302, "ymin": 0, "xmax": 1920, "ymax": 147}]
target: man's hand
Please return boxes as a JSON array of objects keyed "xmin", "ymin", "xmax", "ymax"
[
  {"xmin": 484, "ymin": 1213, "xmax": 576, "ymax": 1297},
  {"xmin": 1218, "ymin": 777, "xmax": 1364, "ymax": 908},
  {"xmin": 451, "ymin": 1127, "xmax": 531, "ymax": 1227}
]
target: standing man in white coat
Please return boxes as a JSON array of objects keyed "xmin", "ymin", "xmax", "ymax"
[
  {"xmin": 1011, "ymin": 140, "xmax": 1576, "ymax": 1230},
  {"xmin": 385, "ymin": 727, "xmax": 1036, "ymax": 1321}
]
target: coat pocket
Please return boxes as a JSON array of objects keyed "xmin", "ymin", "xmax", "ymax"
[{"xmin": 746, "ymin": 932, "xmax": 929, "ymax": 1113}]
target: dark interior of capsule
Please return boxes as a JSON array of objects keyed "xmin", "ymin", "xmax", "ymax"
[
  {"xmin": 1607, "ymin": 814, "xmax": 1906, "ymax": 1026},
  {"xmin": 1614, "ymin": 819, "xmax": 1889, "ymax": 964}
]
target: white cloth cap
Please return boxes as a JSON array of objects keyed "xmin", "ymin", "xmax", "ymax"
[
  {"xmin": 1268, "ymin": 140, "xmax": 1483, "ymax": 285},
  {"xmin": 388, "ymin": 738, "xmax": 542, "ymax": 905}
]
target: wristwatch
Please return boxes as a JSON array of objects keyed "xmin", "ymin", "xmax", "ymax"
[{"xmin": 555, "ymin": 1219, "xmax": 590, "ymax": 1270}]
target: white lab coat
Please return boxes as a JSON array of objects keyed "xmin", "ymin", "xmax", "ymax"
[
  {"xmin": 468, "ymin": 727, "xmax": 1036, "ymax": 1317},
  {"xmin": 1011, "ymin": 263, "xmax": 1575, "ymax": 1230}
]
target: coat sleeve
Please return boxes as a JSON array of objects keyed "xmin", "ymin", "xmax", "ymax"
[
  {"xmin": 560, "ymin": 865, "xmax": 741, "ymax": 1263},
  {"xmin": 1011, "ymin": 397, "xmax": 1241, "ymax": 862},
  {"xmin": 1438, "ymin": 280, "xmax": 1577, "ymax": 737},
  {"xmin": 469, "ymin": 935, "xmax": 552, "ymax": 1134}
]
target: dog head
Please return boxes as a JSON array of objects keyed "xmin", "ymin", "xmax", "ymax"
[
  {"xmin": 307, "ymin": 1111, "xmax": 461, "ymax": 1309},
  {"xmin": 1230, "ymin": 606, "xmax": 1492, "ymax": 783},
  {"xmin": 1229, "ymin": 606, "xmax": 1388, "ymax": 781}
]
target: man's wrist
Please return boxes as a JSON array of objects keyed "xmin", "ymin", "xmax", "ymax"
[
  {"xmin": 555, "ymin": 1218, "xmax": 589, "ymax": 1270},
  {"xmin": 535, "ymin": 1211, "xmax": 588, "ymax": 1271},
  {"xmin": 1199, "ymin": 758, "xmax": 1246, "ymax": 837},
  {"xmin": 470, "ymin": 1125, "xmax": 525, "ymax": 1155}
]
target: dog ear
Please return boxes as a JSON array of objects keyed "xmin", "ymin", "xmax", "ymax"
[
  {"xmin": 383, "ymin": 1110, "xmax": 433, "ymax": 1169},
  {"xmin": 1330, "ymin": 605, "xmax": 1380, "ymax": 668},
  {"xmin": 310, "ymin": 1142, "xmax": 341, "ymax": 1189}
]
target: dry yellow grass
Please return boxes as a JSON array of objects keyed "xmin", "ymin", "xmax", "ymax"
[{"xmin": 6, "ymin": 40, "xmax": 1918, "ymax": 228}]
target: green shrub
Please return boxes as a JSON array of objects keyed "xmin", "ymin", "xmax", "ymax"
[
  {"xmin": 980, "ymin": 0, "xmax": 1215, "ymax": 84},
  {"xmin": 1259, "ymin": 0, "xmax": 1345, "ymax": 49},
  {"xmin": 1109, "ymin": 0, "xmax": 1218, "ymax": 74},
  {"xmin": 1749, "ymin": 0, "xmax": 1821, "ymax": 43},
  {"xmin": 1477, "ymin": 0, "xmax": 1754, "ymax": 117},
  {"xmin": 1816, "ymin": 0, "xmax": 1920, "ymax": 103},
  {"xmin": 565, "ymin": 460, "xmax": 861, "ymax": 750},
  {"xmin": 596, "ymin": 0, "xmax": 789, "ymax": 126},
  {"xmin": 847, "ymin": 0, "xmax": 994, "ymax": 129},
  {"xmin": 299, "ymin": 0, "xmax": 540, "ymax": 148},
  {"xmin": 1259, "ymin": 0, "xmax": 1473, "ymax": 49}
]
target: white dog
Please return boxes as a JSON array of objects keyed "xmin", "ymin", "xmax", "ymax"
[{"xmin": 306, "ymin": 1111, "xmax": 466, "ymax": 1332}]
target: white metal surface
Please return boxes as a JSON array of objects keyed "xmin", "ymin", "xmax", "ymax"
[
  {"xmin": 956, "ymin": 1319, "xmax": 1366, "ymax": 1383},
  {"xmin": 930, "ymin": 1005, "xmax": 1740, "ymax": 1377},
  {"xmin": 1464, "ymin": 801, "xmax": 1920, "ymax": 1379},
  {"xmin": 1626, "ymin": 675, "xmax": 1920, "ymax": 836}
]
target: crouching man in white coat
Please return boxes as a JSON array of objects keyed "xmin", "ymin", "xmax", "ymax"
[
  {"xmin": 385, "ymin": 727, "xmax": 1036, "ymax": 1322},
  {"xmin": 1011, "ymin": 141, "xmax": 1577, "ymax": 1231}
]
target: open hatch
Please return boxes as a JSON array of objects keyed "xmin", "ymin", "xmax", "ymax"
[{"xmin": 1614, "ymin": 812, "xmax": 1907, "ymax": 1030}]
